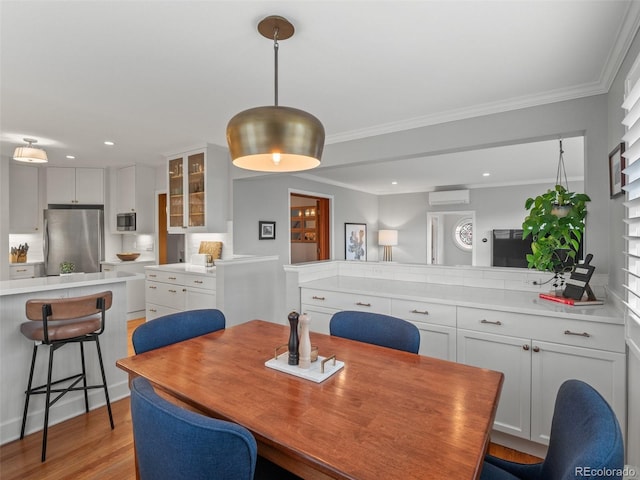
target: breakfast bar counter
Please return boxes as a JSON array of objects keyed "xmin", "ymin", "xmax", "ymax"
[{"xmin": 0, "ymin": 272, "xmax": 135, "ymax": 445}]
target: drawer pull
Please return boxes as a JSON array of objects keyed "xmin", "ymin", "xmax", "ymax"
[
  {"xmin": 194, "ymin": 280, "xmax": 203, "ymax": 284},
  {"xmin": 168, "ymin": 289, "xmax": 177, "ymax": 293},
  {"xmin": 411, "ymin": 309, "xmax": 429, "ymax": 315},
  {"xmin": 312, "ymin": 296, "xmax": 325, "ymax": 301},
  {"xmin": 533, "ymin": 346, "xmax": 540, "ymax": 353},
  {"xmin": 149, "ymin": 308, "xmax": 157, "ymax": 313},
  {"xmin": 149, "ymin": 274, "xmax": 157, "ymax": 278},
  {"xmin": 523, "ymin": 344, "xmax": 530, "ymax": 351},
  {"xmin": 356, "ymin": 302, "xmax": 372, "ymax": 307},
  {"xmin": 16, "ymin": 269, "xmax": 27, "ymax": 272},
  {"xmin": 564, "ymin": 330, "xmax": 591, "ymax": 338},
  {"xmin": 480, "ymin": 319, "xmax": 502, "ymax": 326},
  {"xmin": 149, "ymin": 285, "xmax": 157, "ymax": 289},
  {"xmin": 168, "ymin": 276, "xmax": 177, "ymax": 280}
]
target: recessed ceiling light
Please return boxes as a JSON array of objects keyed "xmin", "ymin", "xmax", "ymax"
[
  {"xmin": 66, "ymin": 155, "xmax": 75, "ymax": 159},
  {"xmin": 104, "ymin": 141, "xmax": 115, "ymax": 146},
  {"xmin": 391, "ymin": 181, "xmax": 398, "ymax": 185},
  {"xmin": 482, "ymin": 172, "xmax": 491, "ymax": 177}
]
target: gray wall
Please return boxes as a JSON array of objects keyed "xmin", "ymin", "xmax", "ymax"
[
  {"xmin": 233, "ymin": 174, "xmax": 378, "ymax": 321},
  {"xmin": 379, "ymin": 181, "xmax": 583, "ymax": 266}
]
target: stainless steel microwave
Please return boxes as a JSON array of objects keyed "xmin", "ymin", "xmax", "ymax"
[{"xmin": 116, "ymin": 212, "xmax": 136, "ymax": 231}]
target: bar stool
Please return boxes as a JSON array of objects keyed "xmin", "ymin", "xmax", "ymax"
[{"xmin": 19, "ymin": 290, "xmax": 115, "ymax": 461}]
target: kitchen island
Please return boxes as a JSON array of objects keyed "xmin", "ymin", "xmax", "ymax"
[{"xmin": 0, "ymin": 271, "xmax": 139, "ymax": 445}]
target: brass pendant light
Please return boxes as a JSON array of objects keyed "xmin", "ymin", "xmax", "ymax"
[{"xmin": 226, "ymin": 15, "xmax": 325, "ymax": 172}]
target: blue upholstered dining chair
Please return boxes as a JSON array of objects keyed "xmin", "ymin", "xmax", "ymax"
[
  {"xmin": 481, "ymin": 379, "xmax": 624, "ymax": 480},
  {"xmin": 329, "ymin": 310, "xmax": 420, "ymax": 353},
  {"xmin": 132, "ymin": 309, "xmax": 225, "ymax": 354},
  {"xmin": 130, "ymin": 376, "xmax": 257, "ymax": 480}
]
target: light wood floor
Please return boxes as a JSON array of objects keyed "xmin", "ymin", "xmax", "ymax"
[{"xmin": 0, "ymin": 319, "xmax": 541, "ymax": 479}]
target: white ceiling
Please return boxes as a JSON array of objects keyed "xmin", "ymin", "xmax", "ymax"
[{"xmin": 1, "ymin": 1, "xmax": 638, "ymax": 194}]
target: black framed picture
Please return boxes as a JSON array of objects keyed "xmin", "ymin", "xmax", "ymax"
[
  {"xmin": 345, "ymin": 223, "xmax": 367, "ymax": 261},
  {"xmin": 609, "ymin": 142, "xmax": 626, "ymax": 198},
  {"xmin": 259, "ymin": 221, "xmax": 276, "ymax": 240}
]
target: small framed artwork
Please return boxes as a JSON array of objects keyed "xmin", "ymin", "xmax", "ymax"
[
  {"xmin": 609, "ymin": 142, "xmax": 626, "ymax": 198},
  {"xmin": 259, "ymin": 221, "xmax": 276, "ymax": 240},
  {"xmin": 345, "ymin": 223, "xmax": 367, "ymax": 261}
]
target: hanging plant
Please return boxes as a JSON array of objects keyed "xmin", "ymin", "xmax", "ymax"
[{"xmin": 522, "ymin": 184, "xmax": 590, "ymax": 273}]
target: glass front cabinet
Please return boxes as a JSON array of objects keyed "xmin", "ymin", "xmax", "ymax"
[
  {"xmin": 166, "ymin": 145, "xmax": 229, "ymax": 233},
  {"xmin": 291, "ymin": 206, "xmax": 317, "ymax": 242}
]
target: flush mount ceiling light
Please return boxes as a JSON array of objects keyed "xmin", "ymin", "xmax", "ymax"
[
  {"xmin": 13, "ymin": 138, "xmax": 48, "ymax": 163},
  {"xmin": 226, "ymin": 15, "xmax": 325, "ymax": 172}
]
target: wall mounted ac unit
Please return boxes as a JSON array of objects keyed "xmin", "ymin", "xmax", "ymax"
[{"xmin": 428, "ymin": 190, "xmax": 470, "ymax": 206}]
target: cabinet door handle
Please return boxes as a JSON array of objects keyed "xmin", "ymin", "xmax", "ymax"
[
  {"xmin": 356, "ymin": 302, "xmax": 372, "ymax": 307},
  {"xmin": 564, "ymin": 330, "xmax": 591, "ymax": 338},
  {"xmin": 16, "ymin": 268, "xmax": 27, "ymax": 272},
  {"xmin": 533, "ymin": 346, "xmax": 540, "ymax": 353},
  {"xmin": 480, "ymin": 319, "xmax": 502, "ymax": 326},
  {"xmin": 149, "ymin": 285, "xmax": 157, "ymax": 289},
  {"xmin": 168, "ymin": 276, "xmax": 177, "ymax": 280},
  {"xmin": 523, "ymin": 344, "xmax": 530, "ymax": 351},
  {"xmin": 194, "ymin": 280, "xmax": 203, "ymax": 284},
  {"xmin": 149, "ymin": 308, "xmax": 157, "ymax": 313},
  {"xmin": 311, "ymin": 296, "xmax": 325, "ymax": 301},
  {"xmin": 411, "ymin": 309, "xmax": 429, "ymax": 315}
]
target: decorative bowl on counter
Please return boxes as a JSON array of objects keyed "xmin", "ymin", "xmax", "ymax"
[{"xmin": 116, "ymin": 252, "xmax": 140, "ymax": 261}]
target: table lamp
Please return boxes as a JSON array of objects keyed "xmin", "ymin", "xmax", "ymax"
[{"xmin": 379, "ymin": 230, "xmax": 398, "ymax": 262}]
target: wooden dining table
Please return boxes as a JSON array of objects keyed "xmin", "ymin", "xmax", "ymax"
[{"xmin": 116, "ymin": 320, "xmax": 503, "ymax": 480}]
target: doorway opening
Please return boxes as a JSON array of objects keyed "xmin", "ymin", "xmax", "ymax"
[
  {"xmin": 157, "ymin": 192, "xmax": 185, "ymax": 265},
  {"xmin": 426, "ymin": 210, "xmax": 476, "ymax": 266},
  {"xmin": 290, "ymin": 192, "xmax": 331, "ymax": 264}
]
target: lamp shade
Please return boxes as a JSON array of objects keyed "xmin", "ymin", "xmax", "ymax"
[
  {"xmin": 13, "ymin": 144, "xmax": 48, "ymax": 163},
  {"xmin": 378, "ymin": 230, "xmax": 398, "ymax": 246},
  {"xmin": 227, "ymin": 105, "xmax": 325, "ymax": 172}
]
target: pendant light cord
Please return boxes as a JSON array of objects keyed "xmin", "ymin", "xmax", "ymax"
[
  {"xmin": 555, "ymin": 139, "xmax": 569, "ymax": 189},
  {"xmin": 273, "ymin": 27, "xmax": 279, "ymax": 107}
]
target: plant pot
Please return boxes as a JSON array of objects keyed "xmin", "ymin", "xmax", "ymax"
[{"xmin": 551, "ymin": 204, "xmax": 572, "ymax": 218}]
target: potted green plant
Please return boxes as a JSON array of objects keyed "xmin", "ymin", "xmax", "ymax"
[
  {"xmin": 60, "ymin": 261, "xmax": 76, "ymax": 275},
  {"xmin": 522, "ymin": 184, "xmax": 590, "ymax": 275}
]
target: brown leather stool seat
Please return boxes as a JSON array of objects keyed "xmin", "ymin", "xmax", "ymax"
[{"xmin": 19, "ymin": 291, "xmax": 114, "ymax": 461}]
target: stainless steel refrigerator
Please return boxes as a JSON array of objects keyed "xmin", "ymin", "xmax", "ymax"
[{"xmin": 44, "ymin": 208, "xmax": 104, "ymax": 275}]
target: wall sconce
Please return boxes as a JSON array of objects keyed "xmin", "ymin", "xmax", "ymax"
[{"xmin": 378, "ymin": 230, "xmax": 398, "ymax": 262}]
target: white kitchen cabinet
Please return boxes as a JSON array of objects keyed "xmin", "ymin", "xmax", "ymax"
[
  {"xmin": 166, "ymin": 144, "xmax": 229, "ymax": 233},
  {"xmin": 115, "ymin": 165, "xmax": 155, "ymax": 233},
  {"xmin": 456, "ymin": 306, "xmax": 626, "ymax": 445},
  {"xmin": 457, "ymin": 329, "xmax": 532, "ymax": 439},
  {"xmin": 301, "ymin": 287, "xmax": 391, "ymax": 334},
  {"xmin": 9, "ymin": 163, "xmax": 41, "ymax": 233},
  {"xmin": 145, "ymin": 267, "xmax": 216, "ymax": 320},
  {"xmin": 46, "ymin": 167, "xmax": 104, "ymax": 205},
  {"xmin": 391, "ymin": 299, "xmax": 456, "ymax": 361},
  {"xmin": 9, "ymin": 264, "xmax": 36, "ymax": 279}
]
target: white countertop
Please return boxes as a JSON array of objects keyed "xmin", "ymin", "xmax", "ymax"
[
  {"xmin": 145, "ymin": 263, "xmax": 216, "ymax": 276},
  {"xmin": 0, "ymin": 271, "xmax": 142, "ymax": 296},
  {"xmin": 300, "ymin": 276, "xmax": 624, "ymax": 324},
  {"xmin": 101, "ymin": 259, "xmax": 156, "ymax": 266}
]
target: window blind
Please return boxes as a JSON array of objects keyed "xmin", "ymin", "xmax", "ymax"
[{"xmin": 622, "ymin": 54, "xmax": 640, "ymax": 339}]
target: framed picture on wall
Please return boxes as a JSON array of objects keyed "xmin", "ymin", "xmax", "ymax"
[
  {"xmin": 609, "ymin": 142, "xmax": 626, "ymax": 198},
  {"xmin": 345, "ymin": 223, "xmax": 367, "ymax": 261},
  {"xmin": 259, "ymin": 221, "xmax": 276, "ymax": 240}
]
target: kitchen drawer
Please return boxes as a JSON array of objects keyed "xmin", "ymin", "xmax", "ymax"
[
  {"xmin": 391, "ymin": 299, "xmax": 456, "ymax": 327},
  {"xmin": 183, "ymin": 273, "xmax": 216, "ymax": 291},
  {"xmin": 300, "ymin": 288, "xmax": 391, "ymax": 314},
  {"xmin": 457, "ymin": 306, "xmax": 624, "ymax": 353},
  {"xmin": 145, "ymin": 270, "xmax": 185, "ymax": 284},
  {"xmin": 9, "ymin": 264, "xmax": 35, "ymax": 279},
  {"xmin": 146, "ymin": 280, "xmax": 185, "ymax": 310},
  {"xmin": 146, "ymin": 303, "xmax": 181, "ymax": 321}
]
